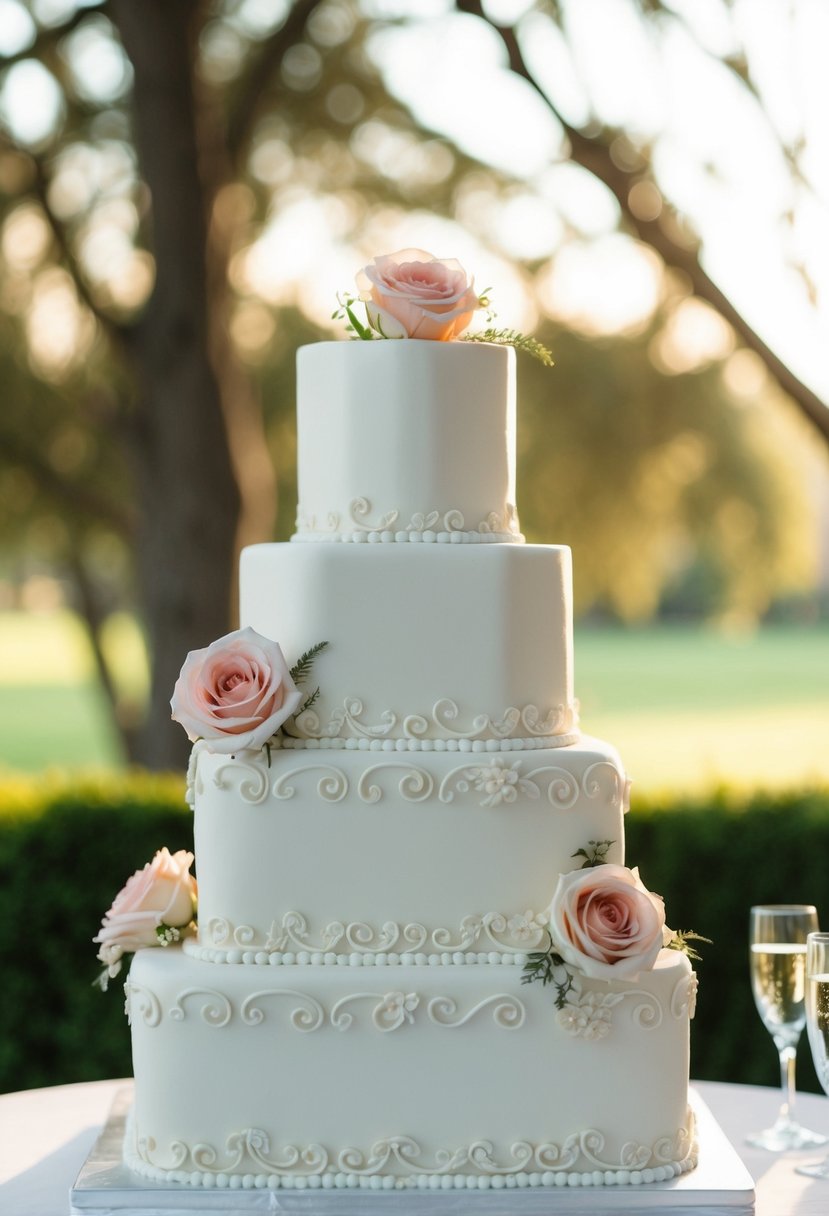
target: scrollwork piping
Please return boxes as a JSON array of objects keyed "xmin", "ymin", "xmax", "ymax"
[
  {"xmin": 133, "ymin": 1123, "xmax": 697, "ymax": 1180},
  {"xmin": 169, "ymin": 988, "xmax": 233, "ymax": 1028},
  {"xmin": 213, "ymin": 908, "xmax": 548, "ymax": 957},
  {"xmin": 294, "ymin": 499, "xmax": 523, "ymax": 543},
  {"xmin": 290, "ymin": 698, "xmax": 577, "ymax": 742}
]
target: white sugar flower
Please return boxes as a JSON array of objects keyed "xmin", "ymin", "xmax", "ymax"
[{"xmin": 557, "ymin": 991, "xmax": 624, "ymax": 1040}]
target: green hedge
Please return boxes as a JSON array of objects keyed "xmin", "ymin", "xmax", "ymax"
[
  {"xmin": 629, "ymin": 785, "xmax": 829, "ymax": 1095},
  {"xmin": 0, "ymin": 774, "xmax": 192, "ymax": 1093},
  {"xmin": 2, "ymin": 776, "xmax": 828, "ymax": 1095}
]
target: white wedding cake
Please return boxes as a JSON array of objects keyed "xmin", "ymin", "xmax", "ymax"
[{"xmin": 101, "ymin": 256, "xmax": 698, "ymax": 1192}]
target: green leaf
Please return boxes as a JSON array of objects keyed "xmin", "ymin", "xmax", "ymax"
[{"xmin": 345, "ymin": 301, "xmax": 374, "ymax": 341}]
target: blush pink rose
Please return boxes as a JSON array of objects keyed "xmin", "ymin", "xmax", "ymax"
[
  {"xmin": 94, "ymin": 847, "xmax": 197, "ymax": 980},
  {"xmin": 170, "ymin": 626, "xmax": 303, "ymax": 753},
  {"xmin": 549, "ymin": 865, "xmax": 666, "ymax": 981},
  {"xmin": 356, "ymin": 249, "xmax": 481, "ymax": 341}
]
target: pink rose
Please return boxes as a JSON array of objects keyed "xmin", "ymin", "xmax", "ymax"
[
  {"xmin": 356, "ymin": 249, "xmax": 481, "ymax": 341},
  {"xmin": 170, "ymin": 626, "xmax": 303, "ymax": 753},
  {"xmin": 549, "ymin": 865, "xmax": 666, "ymax": 981},
  {"xmin": 94, "ymin": 848, "xmax": 197, "ymax": 981}
]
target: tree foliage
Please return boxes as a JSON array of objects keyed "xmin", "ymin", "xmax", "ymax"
[{"xmin": 0, "ymin": 0, "xmax": 824, "ymax": 767}]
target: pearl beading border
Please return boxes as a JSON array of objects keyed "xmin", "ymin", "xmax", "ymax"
[
  {"xmin": 292, "ymin": 529, "xmax": 524, "ymax": 545},
  {"xmin": 274, "ymin": 733, "xmax": 581, "ymax": 752},
  {"xmin": 182, "ymin": 942, "xmax": 529, "ymax": 968}
]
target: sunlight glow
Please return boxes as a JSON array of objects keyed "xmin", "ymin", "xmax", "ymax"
[
  {"xmin": 537, "ymin": 236, "xmax": 663, "ymax": 336},
  {"xmin": 63, "ymin": 17, "xmax": 132, "ymax": 104},
  {"xmin": 368, "ymin": 14, "xmax": 563, "ymax": 177},
  {"xmin": 1, "ymin": 205, "xmax": 51, "ymax": 271},
  {"xmin": 0, "ymin": 59, "xmax": 64, "ymax": 146},
  {"xmin": 650, "ymin": 298, "xmax": 734, "ymax": 375},
  {"xmin": 0, "ymin": 0, "xmax": 35, "ymax": 57},
  {"xmin": 25, "ymin": 268, "xmax": 96, "ymax": 377}
]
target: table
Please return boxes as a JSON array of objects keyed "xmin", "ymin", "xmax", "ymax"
[{"xmin": 1, "ymin": 1079, "xmax": 828, "ymax": 1215}]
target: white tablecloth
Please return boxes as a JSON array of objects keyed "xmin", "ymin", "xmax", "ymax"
[{"xmin": 1, "ymin": 1078, "xmax": 828, "ymax": 1215}]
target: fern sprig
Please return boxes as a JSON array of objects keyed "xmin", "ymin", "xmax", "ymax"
[
  {"xmin": 462, "ymin": 328, "xmax": 554, "ymax": 367},
  {"xmin": 298, "ymin": 686, "xmax": 321, "ymax": 715},
  {"xmin": 290, "ymin": 641, "xmax": 329, "ymax": 687}
]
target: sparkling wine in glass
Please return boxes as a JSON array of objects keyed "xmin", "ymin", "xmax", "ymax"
[
  {"xmin": 747, "ymin": 904, "xmax": 827, "ymax": 1150},
  {"xmin": 797, "ymin": 932, "xmax": 829, "ymax": 1177}
]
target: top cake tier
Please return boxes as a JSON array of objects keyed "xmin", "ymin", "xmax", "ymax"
[{"xmin": 293, "ymin": 341, "xmax": 521, "ymax": 544}]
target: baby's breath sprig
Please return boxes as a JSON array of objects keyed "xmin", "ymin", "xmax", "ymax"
[{"xmin": 666, "ymin": 929, "xmax": 711, "ymax": 963}]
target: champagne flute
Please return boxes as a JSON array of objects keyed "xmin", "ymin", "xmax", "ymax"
[
  {"xmin": 797, "ymin": 932, "xmax": 829, "ymax": 1177},
  {"xmin": 747, "ymin": 904, "xmax": 827, "ymax": 1150}
]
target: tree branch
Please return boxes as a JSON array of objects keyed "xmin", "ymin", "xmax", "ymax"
[
  {"xmin": 225, "ymin": 0, "xmax": 324, "ymax": 167},
  {"xmin": 456, "ymin": 0, "xmax": 829, "ymax": 445},
  {"xmin": 23, "ymin": 146, "xmax": 132, "ymax": 352}
]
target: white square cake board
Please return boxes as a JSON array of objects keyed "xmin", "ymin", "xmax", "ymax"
[{"xmin": 69, "ymin": 1085, "xmax": 755, "ymax": 1216}]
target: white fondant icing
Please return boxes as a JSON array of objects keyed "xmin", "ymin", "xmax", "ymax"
[
  {"xmin": 293, "ymin": 342, "xmax": 519, "ymax": 546},
  {"xmin": 239, "ymin": 543, "xmax": 576, "ymax": 745},
  {"xmin": 191, "ymin": 741, "xmax": 627, "ymax": 957},
  {"xmin": 127, "ymin": 339, "xmax": 697, "ymax": 1191},
  {"xmin": 127, "ymin": 947, "xmax": 695, "ymax": 1184},
  {"xmin": 124, "ymin": 943, "xmax": 690, "ymax": 1181}
]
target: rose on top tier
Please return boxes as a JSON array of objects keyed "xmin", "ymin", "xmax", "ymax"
[
  {"xmin": 549, "ymin": 864, "xmax": 667, "ymax": 982},
  {"xmin": 171, "ymin": 626, "xmax": 303, "ymax": 753},
  {"xmin": 94, "ymin": 847, "xmax": 196, "ymax": 982},
  {"xmin": 356, "ymin": 249, "xmax": 481, "ymax": 341}
]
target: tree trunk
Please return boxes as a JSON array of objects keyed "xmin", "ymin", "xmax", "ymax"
[{"xmin": 113, "ymin": 0, "xmax": 240, "ymax": 769}]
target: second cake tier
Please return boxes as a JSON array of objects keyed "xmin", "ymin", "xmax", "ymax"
[{"xmin": 240, "ymin": 542, "xmax": 577, "ymax": 746}]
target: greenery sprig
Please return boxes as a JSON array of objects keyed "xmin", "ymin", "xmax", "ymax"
[
  {"xmin": 571, "ymin": 839, "xmax": 614, "ymax": 868},
  {"xmin": 521, "ymin": 932, "xmax": 577, "ymax": 1010},
  {"xmin": 290, "ymin": 640, "xmax": 330, "ymax": 718},
  {"xmin": 333, "ymin": 294, "xmax": 374, "ymax": 341},
  {"xmin": 461, "ymin": 328, "xmax": 554, "ymax": 367},
  {"xmin": 666, "ymin": 929, "xmax": 711, "ymax": 963},
  {"xmin": 290, "ymin": 640, "xmax": 329, "ymax": 686}
]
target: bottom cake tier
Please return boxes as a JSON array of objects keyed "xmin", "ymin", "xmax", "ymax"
[{"xmin": 125, "ymin": 945, "xmax": 698, "ymax": 1191}]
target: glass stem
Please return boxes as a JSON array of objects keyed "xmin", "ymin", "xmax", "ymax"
[{"xmin": 778, "ymin": 1043, "xmax": 798, "ymax": 1123}]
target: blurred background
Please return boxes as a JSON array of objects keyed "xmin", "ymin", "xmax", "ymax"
[{"xmin": 0, "ymin": 0, "xmax": 828, "ymax": 1094}]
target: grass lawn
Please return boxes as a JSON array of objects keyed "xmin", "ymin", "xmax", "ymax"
[
  {"xmin": 576, "ymin": 623, "xmax": 829, "ymax": 790},
  {"xmin": 0, "ymin": 611, "xmax": 827, "ymax": 791}
]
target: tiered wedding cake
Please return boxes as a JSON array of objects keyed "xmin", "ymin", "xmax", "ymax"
[{"xmin": 99, "ymin": 255, "xmax": 698, "ymax": 1193}]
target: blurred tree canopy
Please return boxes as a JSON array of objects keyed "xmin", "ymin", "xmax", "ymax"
[{"xmin": 0, "ymin": 0, "xmax": 825, "ymax": 768}]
